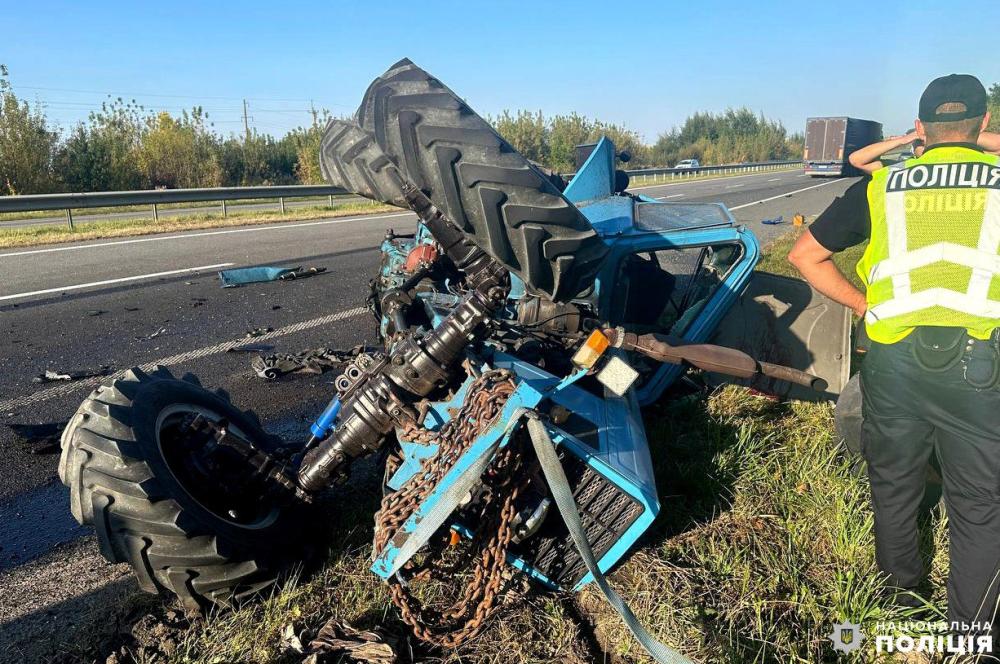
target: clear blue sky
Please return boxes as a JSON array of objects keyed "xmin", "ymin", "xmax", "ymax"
[{"xmin": 5, "ymin": 0, "xmax": 999, "ymax": 142}]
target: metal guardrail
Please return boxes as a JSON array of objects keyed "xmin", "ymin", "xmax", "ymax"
[
  {"xmin": 625, "ymin": 160, "xmax": 802, "ymax": 178},
  {"xmin": 0, "ymin": 161, "xmax": 803, "ymax": 228}
]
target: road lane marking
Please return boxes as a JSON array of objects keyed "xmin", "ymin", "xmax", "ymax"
[
  {"xmin": 0, "ymin": 211, "xmax": 415, "ymax": 259},
  {"xmin": 768, "ymin": 178, "xmax": 781, "ymax": 182},
  {"xmin": 729, "ymin": 179, "xmax": 843, "ymax": 211},
  {"xmin": 0, "ymin": 306, "xmax": 368, "ymax": 412},
  {"xmin": 655, "ymin": 194, "xmax": 685, "ymax": 199},
  {"xmin": 725, "ymin": 184, "xmax": 745, "ymax": 188},
  {"xmin": 0, "ymin": 263, "xmax": 235, "ymax": 302},
  {"xmin": 627, "ymin": 168, "xmax": 801, "ymax": 192}
]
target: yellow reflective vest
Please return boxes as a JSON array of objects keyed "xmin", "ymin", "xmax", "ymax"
[{"xmin": 858, "ymin": 145, "xmax": 1000, "ymax": 344}]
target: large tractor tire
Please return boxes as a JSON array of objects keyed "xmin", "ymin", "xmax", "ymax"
[
  {"xmin": 59, "ymin": 367, "xmax": 309, "ymax": 611},
  {"xmin": 322, "ymin": 58, "xmax": 608, "ymax": 303},
  {"xmin": 835, "ymin": 373, "xmax": 942, "ymax": 510}
]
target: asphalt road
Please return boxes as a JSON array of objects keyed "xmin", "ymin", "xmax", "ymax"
[{"xmin": 0, "ymin": 167, "xmax": 856, "ymax": 661}]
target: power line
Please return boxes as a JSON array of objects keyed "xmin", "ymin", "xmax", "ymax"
[{"xmin": 11, "ymin": 83, "xmax": 317, "ymax": 104}]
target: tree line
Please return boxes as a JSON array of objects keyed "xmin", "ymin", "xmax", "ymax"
[
  {"xmin": 0, "ymin": 65, "xmax": 329, "ymax": 196},
  {"xmin": 492, "ymin": 107, "xmax": 805, "ymax": 172},
  {"xmin": 13, "ymin": 65, "xmax": 993, "ymax": 196}
]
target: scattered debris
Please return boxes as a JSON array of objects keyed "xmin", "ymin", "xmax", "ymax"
[
  {"xmin": 762, "ymin": 215, "xmax": 785, "ymax": 225},
  {"xmin": 191, "ymin": 297, "xmax": 208, "ymax": 308},
  {"xmin": 219, "ymin": 265, "xmax": 327, "ymax": 287},
  {"xmin": 33, "ymin": 366, "xmax": 112, "ymax": 383},
  {"xmin": 281, "ymin": 623, "xmax": 306, "ymax": 653},
  {"xmin": 124, "ymin": 306, "xmax": 141, "ymax": 312},
  {"xmin": 8, "ymin": 421, "xmax": 66, "ymax": 454},
  {"xmin": 146, "ymin": 327, "xmax": 167, "ymax": 340},
  {"xmin": 227, "ymin": 343, "xmax": 274, "ymax": 353},
  {"xmin": 305, "ymin": 619, "xmax": 397, "ymax": 664},
  {"xmin": 246, "ymin": 326, "xmax": 274, "ymax": 338},
  {"xmin": 272, "ymin": 304, "xmax": 282, "ymax": 310},
  {"xmin": 793, "ymin": 213, "xmax": 806, "ymax": 226},
  {"xmin": 88, "ymin": 309, "xmax": 106, "ymax": 317},
  {"xmin": 251, "ymin": 346, "xmax": 367, "ymax": 380},
  {"xmin": 279, "ymin": 266, "xmax": 327, "ymax": 281}
]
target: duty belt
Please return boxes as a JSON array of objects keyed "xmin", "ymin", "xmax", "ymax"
[{"xmin": 909, "ymin": 326, "xmax": 1000, "ymax": 389}]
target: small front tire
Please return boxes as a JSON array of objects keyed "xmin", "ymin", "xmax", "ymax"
[{"xmin": 59, "ymin": 366, "xmax": 310, "ymax": 610}]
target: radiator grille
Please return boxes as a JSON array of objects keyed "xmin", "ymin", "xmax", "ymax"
[{"xmin": 510, "ymin": 448, "xmax": 644, "ymax": 587}]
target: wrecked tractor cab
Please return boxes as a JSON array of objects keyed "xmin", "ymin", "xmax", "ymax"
[{"xmin": 59, "ymin": 59, "xmax": 843, "ymax": 656}]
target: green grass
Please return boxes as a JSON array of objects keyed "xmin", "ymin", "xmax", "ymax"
[
  {"xmin": 756, "ymin": 226, "xmax": 867, "ymax": 289},
  {"xmin": 0, "ymin": 200, "xmax": 395, "ymax": 248},
  {"xmin": 63, "ymin": 228, "xmax": 953, "ymax": 664}
]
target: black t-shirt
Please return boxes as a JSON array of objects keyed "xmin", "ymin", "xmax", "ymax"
[{"xmin": 809, "ymin": 177, "xmax": 872, "ymax": 252}]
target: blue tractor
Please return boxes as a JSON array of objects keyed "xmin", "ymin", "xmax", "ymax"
[{"xmin": 59, "ymin": 59, "xmax": 826, "ymax": 656}]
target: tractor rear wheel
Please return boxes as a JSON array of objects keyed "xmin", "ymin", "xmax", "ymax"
[
  {"xmin": 59, "ymin": 366, "xmax": 310, "ymax": 610},
  {"xmin": 835, "ymin": 373, "xmax": 942, "ymax": 510}
]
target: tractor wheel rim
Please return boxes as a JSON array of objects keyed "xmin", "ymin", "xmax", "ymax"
[{"xmin": 156, "ymin": 403, "xmax": 280, "ymax": 530}]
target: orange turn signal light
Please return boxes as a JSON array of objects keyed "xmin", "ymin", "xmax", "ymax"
[{"xmin": 572, "ymin": 329, "xmax": 610, "ymax": 369}]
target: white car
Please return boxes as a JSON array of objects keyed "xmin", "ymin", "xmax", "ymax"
[{"xmin": 674, "ymin": 159, "xmax": 700, "ymax": 170}]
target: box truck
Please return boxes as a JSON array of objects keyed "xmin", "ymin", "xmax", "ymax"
[{"xmin": 804, "ymin": 117, "xmax": 883, "ymax": 176}]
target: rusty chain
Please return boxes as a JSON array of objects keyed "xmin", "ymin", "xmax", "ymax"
[{"xmin": 373, "ymin": 369, "xmax": 525, "ymax": 648}]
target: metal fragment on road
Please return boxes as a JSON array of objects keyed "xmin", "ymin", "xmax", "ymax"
[
  {"xmin": 246, "ymin": 327, "xmax": 274, "ymax": 338},
  {"xmin": 33, "ymin": 366, "xmax": 112, "ymax": 384},
  {"xmin": 251, "ymin": 346, "xmax": 368, "ymax": 380}
]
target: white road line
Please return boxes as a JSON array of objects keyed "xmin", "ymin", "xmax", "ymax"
[
  {"xmin": 729, "ymin": 179, "xmax": 843, "ymax": 211},
  {"xmin": 655, "ymin": 194, "xmax": 685, "ymax": 200},
  {"xmin": 725, "ymin": 184, "xmax": 745, "ymax": 189},
  {"xmin": 0, "ymin": 263, "xmax": 235, "ymax": 302},
  {"xmin": 0, "ymin": 211, "xmax": 415, "ymax": 259},
  {"xmin": 0, "ymin": 306, "xmax": 368, "ymax": 412},
  {"xmin": 798, "ymin": 174, "xmax": 809, "ymax": 177},
  {"xmin": 767, "ymin": 178, "xmax": 781, "ymax": 182},
  {"xmin": 627, "ymin": 168, "xmax": 800, "ymax": 192}
]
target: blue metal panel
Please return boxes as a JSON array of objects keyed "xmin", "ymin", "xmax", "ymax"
[
  {"xmin": 379, "ymin": 352, "xmax": 660, "ymax": 590},
  {"xmin": 563, "ymin": 136, "xmax": 615, "ymax": 204}
]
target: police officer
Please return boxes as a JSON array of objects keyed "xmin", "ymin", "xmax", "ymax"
[{"xmin": 789, "ymin": 74, "xmax": 1000, "ymax": 633}]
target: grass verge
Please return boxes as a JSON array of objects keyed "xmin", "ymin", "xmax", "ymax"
[
  {"xmin": 0, "ymin": 201, "xmax": 397, "ymax": 249},
  {"xmin": 57, "ymin": 228, "xmax": 952, "ymax": 664}
]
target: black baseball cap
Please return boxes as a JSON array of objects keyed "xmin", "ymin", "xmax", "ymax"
[{"xmin": 919, "ymin": 74, "xmax": 988, "ymax": 122}]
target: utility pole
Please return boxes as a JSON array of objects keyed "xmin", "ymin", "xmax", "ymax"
[
  {"xmin": 242, "ymin": 99, "xmax": 251, "ymax": 141},
  {"xmin": 310, "ymin": 100, "xmax": 318, "ymax": 127}
]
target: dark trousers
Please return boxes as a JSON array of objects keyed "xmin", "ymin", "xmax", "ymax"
[{"xmin": 862, "ymin": 338, "xmax": 1000, "ymax": 626}]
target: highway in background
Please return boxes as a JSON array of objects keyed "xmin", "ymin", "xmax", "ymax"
[{"xmin": 0, "ymin": 168, "xmax": 855, "ymax": 661}]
